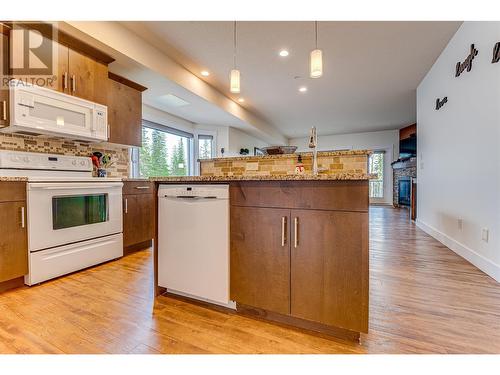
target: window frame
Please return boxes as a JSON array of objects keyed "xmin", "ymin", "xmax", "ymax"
[
  {"xmin": 368, "ymin": 150, "xmax": 386, "ymax": 203},
  {"xmin": 193, "ymin": 130, "xmax": 217, "ymax": 175}
]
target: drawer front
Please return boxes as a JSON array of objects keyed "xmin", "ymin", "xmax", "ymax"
[
  {"xmin": 0, "ymin": 182, "xmax": 27, "ymax": 202},
  {"xmin": 123, "ymin": 181, "xmax": 154, "ymax": 195},
  {"xmin": 230, "ymin": 180, "xmax": 368, "ymax": 212}
]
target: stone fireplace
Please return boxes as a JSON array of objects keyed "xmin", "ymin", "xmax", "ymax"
[{"xmin": 392, "ymin": 157, "xmax": 416, "ymax": 207}]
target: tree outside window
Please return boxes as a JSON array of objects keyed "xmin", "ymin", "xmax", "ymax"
[{"xmin": 139, "ymin": 127, "xmax": 190, "ymax": 178}]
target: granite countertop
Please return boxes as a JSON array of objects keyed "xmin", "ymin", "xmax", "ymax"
[
  {"xmin": 199, "ymin": 149, "xmax": 371, "ymax": 162},
  {"xmin": 0, "ymin": 176, "xmax": 29, "ymax": 181},
  {"xmin": 122, "ymin": 177, "xmax": 151, "ymax": 182},
  {"xmin": 151, "ymin": 172, "xmax": 375, "ymax": 183}
]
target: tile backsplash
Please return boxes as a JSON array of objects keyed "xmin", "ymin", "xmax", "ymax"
[
  {"xmin": 200, "ymin": 150, "xmax": 370, "ymax": 177},
  {"xmin": 0, "ymin": 133, "xmax": 130, "ymax": 177}
]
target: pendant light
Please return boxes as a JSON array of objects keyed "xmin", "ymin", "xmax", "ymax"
[
  {"xmin": 230, "ymin": 21, "xmax": 241, "ymax": 94},
  {"xmin": 310, "ymin": 21, "xmax": 323, "ymax": 78}
]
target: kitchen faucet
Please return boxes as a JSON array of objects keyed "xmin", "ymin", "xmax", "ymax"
[{"xmin": 309, "ymin": 126, "xmax": 318, "ymax": 175}]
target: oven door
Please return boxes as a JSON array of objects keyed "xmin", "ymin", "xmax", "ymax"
[{"xmin": 27, "ymin": 182, "xmax": 123, "ymax": 252}]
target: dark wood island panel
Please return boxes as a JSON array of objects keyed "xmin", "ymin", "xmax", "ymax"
[{"xmin": 153, "ymin": 179, "xmax": 369, "ymax": 342}]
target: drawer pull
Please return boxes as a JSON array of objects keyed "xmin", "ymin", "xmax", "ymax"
[{"xmin": 135, "ymin": 186, "xmax": 150, "ymax": 190}]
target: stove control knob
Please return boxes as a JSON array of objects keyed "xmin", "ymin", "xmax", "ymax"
[
  {"xmin": 23, "ymin": 156, "xmax": 30, "ymax": 163},
  {"xmin": 80, "ymin": 160, "xmax": 86, "ymax": 166},
  {"xmin": 72, "ymin": 160, "xmax": 77, "ymax": 166}
]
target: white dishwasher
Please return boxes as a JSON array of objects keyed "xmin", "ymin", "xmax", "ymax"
[{"xmin": 158, "ymin": 184, "xmax": 235, "ymax": 308}]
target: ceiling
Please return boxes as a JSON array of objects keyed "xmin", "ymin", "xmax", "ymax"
[{"xmin": 120, "ymin": 21, "xmax": 461, "ymax": 139}]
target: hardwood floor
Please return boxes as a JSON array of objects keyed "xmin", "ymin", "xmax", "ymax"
[{"xmin": 1, "ymin": 207, "xmax": 499, "ymax": 354}]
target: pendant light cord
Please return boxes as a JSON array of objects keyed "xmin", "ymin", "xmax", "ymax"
[
  {"xmin": 315, "ymin": 21, "xmax": 318, "ymax": 49},
  {"xmin": 233, "ymin": 21, "xmax": 237, "ymax": 69}
]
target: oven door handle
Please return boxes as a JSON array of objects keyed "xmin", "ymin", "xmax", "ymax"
[{"xmin": 29, "ymin": 183, "xmax": 122, "ymax": 190}]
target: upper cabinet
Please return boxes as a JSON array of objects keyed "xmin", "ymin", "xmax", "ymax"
[
  {"xmin": 1, "ymin": 22, "xmax": 146, "ymax": 147},
  {"xmin": 0, "ymin": 31, "xmax": 9, "ymax": 127},
  {"xmin": 3, "ymin": 22, "xmax": 114, "ymax": 106},
  {"xmin": 64, "ymin": 49, "xmax": 108, "ymax": 105},
  {"xmin": 107, "ymin": 72, "xmax": 147, "ymax": 147}
]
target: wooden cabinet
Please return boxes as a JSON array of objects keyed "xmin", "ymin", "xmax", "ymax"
[
  {"xmin": 0, "ymin": 182, "xmax": 28, "ymax": 284},
  {"xmin": 66, "ymin": 49, "xmax": 108, "ymax": 105},
  {"xmin": 290, "ymin": 210, "xmax": 368, "ymax": 333},
  {"xmin": 230, "ymin": 206, "xmax": 290, "ymax": 315},
  {"xmin": 3, "ymin": 22, "xmax": 112, "ymax": 105},
  {"xmin": 229, "ymin": 181, "xmax": 369, "ymax": 335},
  {"xmin": 0, "ymin": 32, "xmax": 8, "ymax": 127},
  {"xmin": 107, "ymin": 73, "xmax": 146, "ymax": 147},
  {"xmin": 123, "ymin": 181, "xmax": 154, "ymax": 249},
  {"xmin": 54, "ymin": 47, "xmax": 108, "ymax": 105}
]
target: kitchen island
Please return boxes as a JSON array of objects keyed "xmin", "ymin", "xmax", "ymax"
[{"xmin": 151, "ymin": 150, "xmax": 371, "ymax": 342}]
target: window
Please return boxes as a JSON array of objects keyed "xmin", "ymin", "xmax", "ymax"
[
  {"xmin": 135, "ymin": 121, "xmax": 194, "ymax": 178},
  {"xmin": 368, "ymin": 151, "xmax": 384, "ymax": 199},
  {"xmin": 198, "ymin": 134, "xmax": 214, "ymax": 160}
]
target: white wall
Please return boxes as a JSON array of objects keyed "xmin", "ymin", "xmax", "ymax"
[
  {"xmin": 289, "ymin": 129, "xmax": 399, "ymax": 205},
  {"xmin": 416, "ymin": 22, "xmax": 500, "ymax": 282},
  {"xmin": 142, "ymin": 104, "xmax": 194, "ymax": 134},
  {"xmin": 226, "ymin": 127, "xmax": 270, "ymax": 157}
]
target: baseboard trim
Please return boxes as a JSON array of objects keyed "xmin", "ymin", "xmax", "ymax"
[{"xmin": 416, "ymin": 219, "xmax": 500, "ymax": 283}]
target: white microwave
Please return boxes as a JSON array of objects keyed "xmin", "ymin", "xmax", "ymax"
[{"xmin": 1, "ymin": 80, "xmax": 108, "ymax": 142}]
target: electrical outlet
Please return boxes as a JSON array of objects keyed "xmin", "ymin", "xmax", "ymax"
[
  {"xmin": 457, "ymin": 218, "xmax": 463, "ymax": 230},
  {"xmin": 482, "ymin": 228, "xmax": 489, "ymax": 243},
  {"xmin": 245, "ymin": 162, "xmax": 259, "ymax": 171}
]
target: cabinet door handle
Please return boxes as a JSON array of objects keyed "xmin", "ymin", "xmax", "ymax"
[
  {"xmin": 281, "ymin": 216, "xmax": 287, "ymax": 247},
  {"xmin": 294, "ymin": 217, "xmax": 299, "ymax": 248},
  {"xmin": 124, "ymin": 198, "xmax": 128, "ymax": 214},
  {"xmin": 20, "ymin": 206, "xmax": 25, "ymax": 228},
  {"xmin": 63, "ymin": 72, "xmax": 68, "ymax": 89},
  {"xmin": 2, "ymin": 100, "xmax": 6, "ymax": 121},
  {"xmin": 71, "ymin": 74, "xmax": 76, "ymax": 93}
]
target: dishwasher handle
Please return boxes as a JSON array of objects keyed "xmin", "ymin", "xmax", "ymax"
[{"xmin": 163, "ymin": 195, "xmax": 219, "ymax": 200}]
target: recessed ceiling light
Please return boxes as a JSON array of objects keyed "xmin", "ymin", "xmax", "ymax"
[
  {"xmin": 238, "ymin": 98, "xmax": 245, "ymax": 103},
  {"xmin": 279, "ymin": 49, "xmax": 289, "ymax": 57},
  {"xmin": 299, "ymin": 86, "xmax": 308, "ymax": 93},
  {"xmin": 201, "ymin": 70, "xmax": 210, "ymax": 77}
]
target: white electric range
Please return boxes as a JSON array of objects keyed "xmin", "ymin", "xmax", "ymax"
[{"xmin": 0, "ymin": 150, "xmax": 123, "ymax": 285}]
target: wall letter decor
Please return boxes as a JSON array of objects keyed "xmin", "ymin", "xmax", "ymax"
[
  {"xmin": 493, "ymin": 42, "xmax": 500, "ymax": 64},
  {"xmin": 455, "ymin": 44, "xmax": 479, "ymax": 77},
  {"xmin": 435, "ymin": 97, "xmax": 448, "ymax": 110}
]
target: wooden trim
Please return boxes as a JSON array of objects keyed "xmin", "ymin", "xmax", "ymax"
[
  {"xmin": 109, "ymin": 72, "xmax": 147, "ymax": 92},
  {"xmin": 237, "ymin": 303, "xmax": 360, "ymax": 343},
  {"xmin": 123, "ymin": 240, "xmax": 152, "ymax": 256},
  {"xmin": 3, "ymin": 21, "xmax": 115, "ymax": 65},
  {"xmin": 399, "ymin": 123, "xmax": 417, "ymax": 140},
  {"xmin": 0, "ymin": 276, "xmax": 25, "ymax": 294},
  {"xmin": 0, "ymin": 23, "xmax": 11, "ymax": 37},
  {"xmin": 153, "ymin": 183, "xmax": 163, "ymax": 296}
]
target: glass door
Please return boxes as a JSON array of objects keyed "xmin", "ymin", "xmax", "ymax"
[{"xmin": 368, "ymin": 151, "xmax": 385, "ymax": 203}]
